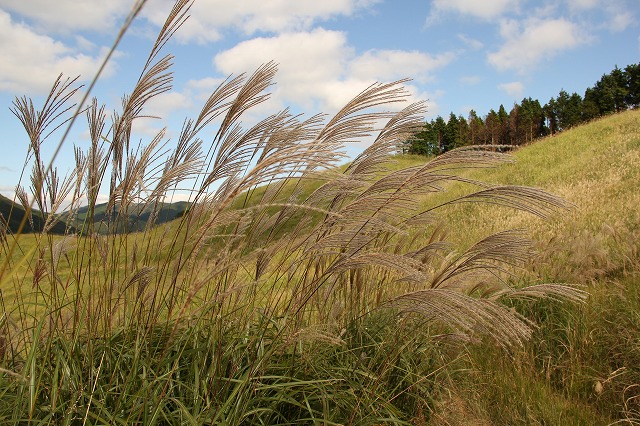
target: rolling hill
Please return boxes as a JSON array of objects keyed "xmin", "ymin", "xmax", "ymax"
[
  {"xmin": 0, "ymin": 194, "xmax": 70, "ymax": 234},
  {"xmin": 61, "ymin": 200, "xmax": 191, "ymax": 234}
]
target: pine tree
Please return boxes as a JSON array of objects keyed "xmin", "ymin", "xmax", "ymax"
[
  {"xmin": 433, "ymin": 116, "xmax": 447, "ymax": 153},
  {"xmin": 497, "ymin": 104, "xmax": 510, "ymax": 145},
  {"xmin": 509, "ymin": 102, "xmax": 522, "ymax": 145},
  {"xmin": 444, "ymin": 112, "xmax": 462, "ymax": 151},
  {"xmin": 519, "ymin": 97, "xmax": 545, "ymax": 143},
  {"xmin": 468, "ymin": 109, "xmax": 484, "ymax": 145},
  {"xmin": 543, "ymin": 98, "xmax": 558, "ymax": 135},
  {"xmin": 555, "ymin": 90, "xmax": 583, "ymax": 130},
  {"xmin": 485, "ymin": 109, "xmax": 499, "ymax": 145},
  {"xmin": 624, "ymin": 63, "xmax": 640, "ymax": 108}
]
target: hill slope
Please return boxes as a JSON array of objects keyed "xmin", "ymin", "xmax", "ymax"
[
  {"xmin": 426, "ymin": 109, "xmax": 640, "ymax": 425},
  {"xmin": 62, "ymin": 200, "xmax": 191, "ymax": 234},
  {"xmin": 0, "ymin": 194, "xmax": 70, "ymax": 234},
  {"xmin": 428, "ymin": 108, "xmax": 640, "ymax": 282}
]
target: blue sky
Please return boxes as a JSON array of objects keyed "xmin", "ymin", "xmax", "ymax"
[{"xmin": 0, "ymin": 0, "xmax": 638, "ymax": 202}]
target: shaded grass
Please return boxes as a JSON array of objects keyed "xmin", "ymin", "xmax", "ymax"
[{"xmin": 0, "ymin": 310, "xmax": 449, "ymax": 425}]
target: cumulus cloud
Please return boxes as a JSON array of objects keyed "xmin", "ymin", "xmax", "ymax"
[
  {"xmin": 214, "ymin": 29, "xmax": 353, "ymax": 110},
  {"xmin": 1, "ymin": 0, "xmax": 380, "ymax": 43},
  {"xmin": 213, "ymin": 29, "xmax": 449, "ymax": 114},
  {"xmin": 498, "ymin": 81, "xmax": 524, "ymax": 98},
  {"xmin": 606, "ymin": 11, "xmax": 634, "ymax": 32},
  {"xmin": 457, "ymin": 34, "xmax": 484, "ymax": 50},
  {"xmin": 488, "ymin": 18, "xmax": 588, "ymax": 73},
  {"xmin": 350, "ymin": 50, "xmax": 455, "ymax": 83},
  {"xmin": 142, "ymin": 0, "xmax": 380, "ymax": 43},
  {"xmin": 428, "ymin": 0, "xmax": 521, "ymax": 21},
  {"xmin": 0, "ymin": 0, "xmax": 133, "ymax": 32},
  {"xmin": 0, "ymin": 10, "xmax": 114, "ymax": 95}
]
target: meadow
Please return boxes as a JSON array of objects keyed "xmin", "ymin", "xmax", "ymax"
[{"xmin": 1, "ymin": 1, "xmax": 639, "ymax": 424}]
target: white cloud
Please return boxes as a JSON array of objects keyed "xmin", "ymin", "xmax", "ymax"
[
  {"xmin": 564, "ymin": 0, "xmax": 635, "ymax": 33},
  {"xmin": 0, "ymin": 10, "xmax": 114, "ymax": 95},
  {"xmin": 458, "ymin": 34, "xmax": 484, "ymax": 50},
  {"xmin": 350, "ymin": 50, "xmax": 455, "ymax": 83},
  {"xmin": 488, "ymin": 18, "xmax": 588, "ymax": 73},
  {"xmin": 142, "ymin": 0, "xmax": 380, "ymax": 43},
  {"xmin": 185, "ymin": 77, "xmax": 228, "ymax": 102},
  {"xmin": 567, "ymin": 0, "xmax": 600, "ymax": 11},
  {"xmin": 498, "ymin": 81, "xmax": 524, "ymax": 98},
  {"xmin": 607, "ymin": 11, "xmax": 633, "ymax": 32},
  {"xmin": 213, "ymin": 29, "xmax": 448, "ymax": 114},
  {"xmin": 144, "ymin": 90, "xmax": 193, "ymax": 119},
  {"xmin": 214, "ymin": 29, "xmax": 354, "ymax": 111},
  {"xmin": 1, "ymin": 0, "xmax": 380, "ymax": 43},
  {"xmin": 0, "ymin": 1, "xmax": 133, "ymax": 32},
  {"xmin": 429, "ymin": 0, "xmax": 521, "ymax": 21}
]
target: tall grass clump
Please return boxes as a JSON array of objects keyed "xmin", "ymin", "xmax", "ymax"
[{"xmin": 0, "ymin": 0, "xmax": 584, "ymax": 423}]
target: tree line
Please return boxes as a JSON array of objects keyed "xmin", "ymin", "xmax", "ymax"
[{"xmin": 405, "ymin": 63, "xmax": 640, "ymax": 156}]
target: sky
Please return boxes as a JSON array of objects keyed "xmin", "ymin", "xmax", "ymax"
[{"xmin": 0, "ymin": 0, "xmax": 638, "ymax": 203}]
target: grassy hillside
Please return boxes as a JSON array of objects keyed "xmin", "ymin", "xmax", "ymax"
[
  {"xmin": 424, "ymin": 110, "xmax": 640, "ymax": 424},
  {"xmin": 0, "ymin": 194, "xmax": 70, "ymax": 235},
  {"xmin": 424, "ymin": 109, "xmax": 640, "ymax": 283},
  {"xmin": 214, "ymin": 109, "xmax": 640, "ymax": 424}
]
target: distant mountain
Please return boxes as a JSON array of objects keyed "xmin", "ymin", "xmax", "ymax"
[
  {"xmin": 61, "ymin": 200, "xmax": 191, "ymax": 234},
  {"xmin": 0, "ymin": 194, "xmax": 71, "ymax": 235}
]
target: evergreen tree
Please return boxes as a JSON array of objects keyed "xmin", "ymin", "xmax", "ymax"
[
  {"xmin": 520, "ymin": 97, "xmax": 545, "ymax": 143},
  {"xmin": 468, "ymin": 109, "xmax": 484, "ymax": 145},
  {"xmin": 485, "ymin": 109, "xmax": 499, "ymax": 145},
  {"xmin": 407, "ymin": 120, "xmax": 438, "ymax": 156},
  {"xmin": 543, "ymin": 98, "xmax": 558, "ymax": 135},
  {"xmin": 405, "ymin": 61, "xmax": 640, "ymax": 156},
  {"xmin": 457, "ymin": 115, "xmax": 471, "ymax": 147},
  {"xmin": 555, "ymin": 90, "xmax": 583, "ymax": 130},
  {"xmin": 610, "ymin": 66, "xmax": 629, "ymax": 112},
  {"xmin": 497, "ymin": 104, "xmax": 510, "ymax": 144},
  {"xmin": 624, "ymin": 63, "xmax": 640, "ymax": 108},
  {"xmin": 509, "ymin": 102, "xmax": 522, "ymax": 145},
  {"xmin": 581, "ymin": 87, "xmax": 601, "ymax": 121},
  {"xmin": 444, "ymin": 112, "xmax": 462, "ymax": 151},
  {"xmin": 595, "ymin": 70, "xmax": 627, "ymax": 114},
  {"xmin": 433, "ymin": 116, "xmax": 447, "ymax": 153}
]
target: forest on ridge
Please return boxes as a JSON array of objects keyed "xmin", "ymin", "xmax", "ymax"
[{"xmin": 406, "ymin": 63, "xmax": 640, "ymax": 155}]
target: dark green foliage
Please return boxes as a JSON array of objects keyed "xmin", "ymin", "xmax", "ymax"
[
  {"xmin": 624, "ymin": 63, "xmax": 640, "ymax": 107},
  {"xmin": 554, "ymin": 90, "xmax": 583, "ymax": 131}
]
